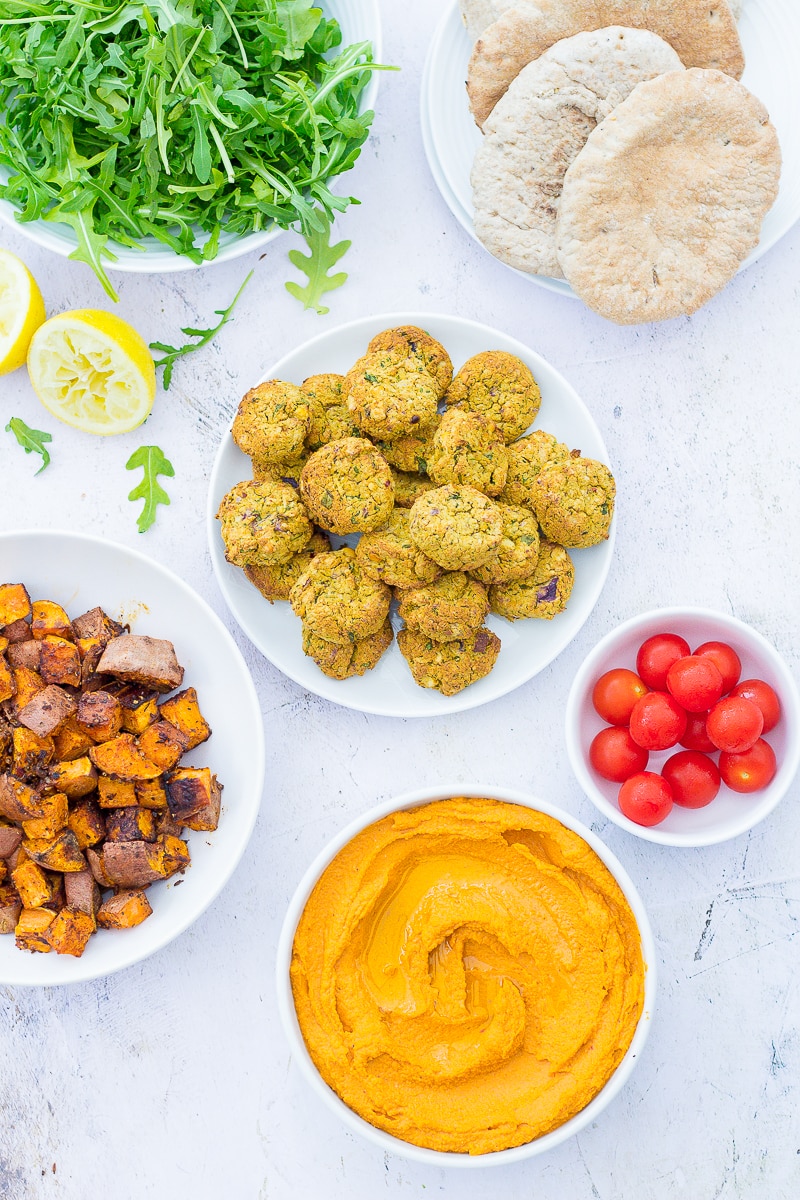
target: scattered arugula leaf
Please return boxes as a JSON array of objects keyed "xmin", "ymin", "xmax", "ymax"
[
  {"xmin": 5, "ymin": 417, "xmax": 53, "ymax": 474},
  {"xmin": 150, "ymin": 270, "xmax": 253, "ymax": 389},
  {"xmin": 126, "ymin": 444, "xmax": 175, "ymax": 533},
  {"xmin": 285, "ymin": 219, "xmax": 352, "ymax": 315}
]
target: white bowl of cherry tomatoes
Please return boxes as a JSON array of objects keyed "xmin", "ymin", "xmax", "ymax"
[{"xmin": 565, "ymin": 607, "xmax": 800, "ymax": 846}]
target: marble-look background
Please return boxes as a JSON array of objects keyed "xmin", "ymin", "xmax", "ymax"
[{"xmin": 1, "ymin": 2, "xmax": 798, "ymax": 1197}]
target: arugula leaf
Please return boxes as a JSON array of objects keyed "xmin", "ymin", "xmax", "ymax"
[
  {"xmin": 149, "ymin": 270, "xmax": 252, "ymax": 389},
  {"xmin": 285, "ymin": 218, "xmax": 351, "ymax": 315},
  {"xmin": 126, "ymin": 444, "xmax": 175, "ymax": 533},
  {"xmin": 5, "ymin": 417, "xmax": 53, "ymax": 474}
]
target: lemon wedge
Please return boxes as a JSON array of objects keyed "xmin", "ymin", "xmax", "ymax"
[
  {"xmin": 27, "ymin": 309, "xmax": 156, "ymax": 436},
  {"xmin": 0, "ymin": 248, "xmax": 46, "ymax": 375}
]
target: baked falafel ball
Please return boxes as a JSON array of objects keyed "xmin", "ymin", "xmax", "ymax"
[
  {"xmin": 530, "ymin": 455, "xmax": 615, "ymax": 548},
  {"xmin": 375, "ymin": 416, "xmax": 441, "ymax": 475},
  {"xmin": 304, "ymin": 396, "xmax": 361, "ymax": 452},
  {"xmin": 428, "ymin": 408, "xmax": 509, "ymax": 496},
  {"xmin": 390, "ymin": 467, "xmax": 437, "ymax": 509},
  {"xmin": 408, "ymin": 484, "xmax": 503, "ymax": 572},
  {"xmin": 299, "ymin": 437, "xmax": 394, "ymax": 535},
  {"xmin": 489, "ymin": 540, "xmax": 575, "ymax": 620},
  {"xmin": 355, "ymin": 508, "xmax": 442, "ymax": 589},
  {"xmin": 232, "ymin": 380, "xmax": 311, "ymax": 466},
  {"xmin": 216, "ymin": 479, "xmax": 313, "ymax": 568},
  {"xmin": 396, "ymin": 571, "xmax": 489, "ymax": 641},
  {"xmin": 470, "ymin": 502, "xmax": 542, "ymax": 584},
  {"xmin": 289, "ymin": 547, "xmax": 391, "ymax": 645},
  {"xmin": 301, "ymin": 618, "xmax": 394, "ymax": 680},
  {"xmin": 345, "ymin": 349, "xmax": 440, "ymax": 440},
  {"xmin": 397, "ymin": 625, "xmax": 501, "ymax": 695},
  {"xmin": 245, "ymin": 530, "xmax": 331, "ymax": 603},
  {"xmin": 444, "ymin": 351, "xmax": 541, "ymax": 442},
  {"xmin": 300, "ymin": 373, "xmax": 346, "ymax": 408},
  {"xmin": 500, "ymin": 430, "xmax": 570, "ymax": 507},
  {"xmin": 367, "ymin": 325, "xmax": 453, "ymax": 397}
]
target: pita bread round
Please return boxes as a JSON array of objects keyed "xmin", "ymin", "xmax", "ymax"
[
  {"xmin": 467, "ymin": 1, "xmax": 744, "ymax": 128},
  {"xmin": 460, "ymin": 0, "xmax": 742, "ymax": 41},
  {"xmin": 471, "ymin": 27, "xmax": 684, "ymax": 278},
  {"xmin": 555, "ymin": 68, "xmax": 781, "ymax": 324}
]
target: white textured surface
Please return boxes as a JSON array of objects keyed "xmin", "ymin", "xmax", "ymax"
[{"xmin": 1, "ymin": 0, "xmax": 799, "ymax": 1196}]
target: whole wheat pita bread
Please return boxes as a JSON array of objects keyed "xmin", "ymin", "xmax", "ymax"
[
  {"xmin": 467, "ymin": 1, "xmax": 744, "ymax": 127},
  {"xmin": 471, "ymin": 27, "xmax": 683, "ymax": 277},
  {"xmin": 555, "ymin": 68, "xmax": 781, "ymax": 324}
]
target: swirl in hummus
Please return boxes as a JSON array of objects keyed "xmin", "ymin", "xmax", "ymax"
[{"xmin": 290, "ymin": 797, "xmax": 646, "ymax": 1154}]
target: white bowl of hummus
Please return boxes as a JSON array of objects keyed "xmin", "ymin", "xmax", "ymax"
[{"xmin": 276, "ymin": 785, "xmax": 656, "ymax": 1165}]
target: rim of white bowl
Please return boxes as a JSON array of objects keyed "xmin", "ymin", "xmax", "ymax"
[
  {"xmin": 565, "ymin": 606, "xmax": 800, "ymax": 848},
  {"xmin": 276, "ymin": 783, "xmax": 656, "ymax": 1167}
]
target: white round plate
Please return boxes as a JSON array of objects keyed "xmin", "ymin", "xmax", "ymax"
[
  {"xmin": 421, "ymin": 0, "xmax": 800, "ymax": 297},
  {"xmin": 0, "ymin": 530, "xmax": 265, "ymax": 986},
  {"xmin": 207, "ymin": 311, "xmax": 616, "ymax": 718},
  {"xmin": 0, "ymin": 0, "xmax": 382, "ymax": 275}
]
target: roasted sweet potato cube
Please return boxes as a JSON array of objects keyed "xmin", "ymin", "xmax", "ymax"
[
  {"xmin": 12, "ymin": 727, "xmax": 55, "ymax": 778},
  {"xmin": 0, "ymin": 883, "xmax": 22, "ymax": 933},
  {"xmin": 0, "ymin": 774, "xmax": 47, "ymax": 822},
  {"xmin": 6, "ymin": 844, "xmax": 26, "ymax": 872},
  {"xmin": 135, "ymin": 778, "xmax": 168, "ymax": 810},
  {"xmin": 11, "ymin": 857, "xmax": 57, "ymax": 908},
  {"xmin": 155, "ymin": 810, "xmax": 184, "ymax": 838},
  {"xmin": 23, "ymin": 830, "xmax": 87, "ymax": 873},
  {"xmin": 166, "ymin": 767, "xmax": 221, "ymax": 825},
  {"xmin": 0, "ymin": 583, "xmax": 31, "ymax": 629},
  {"xmin": 47, "ymin": 906, "xmax": 95, "ymax": 956},
  {"xmin": 67, "ymin": 797, "xmax": 107, "ymax": 849},
  {"xmin": 22, "ymin": 792, "xmax": 68, "ymax": 841},
  {"xmin": 137, "ymin": 719, "xmax": 187, "ymax": 771},
  {"xmin": 0, "ymin": 822, "xmax": 23, "ymax": 858},
  {"xmin": 64, "ymin": 869, "xmax": 101, "ymax": 917},
  {"xmin": 3, "ymin": 617, "xmax": 32, "ymax": 643},
  {"xmin": 89, "ymin": 734, "xmax": 162, "ymax": 781},
  {"xmin": 72, "ymin": 606, "xmax": 126, "ymax": 647},
  {"xmin": 102, "ymin": 834, "xmax": 188, "ymax": 887},
  {"xmin": 97, "ymin": 775, "xmax": 137, "ymax": 808},
  {"xmin": 161, "ymin": 834, "xmax": 190, "ymax": 875},
  {"xmin": 0, "ymin": 654, "xmax": 13, "ymax": 703},
  {"xmin": 76, "ymin": 690, "xmax": 123, "ymax": 743},
  {"xmin": 97, "ymin": 889, "xmax": 153, "ymax": 929},
  {"xmin": 116, "ymin": 685, "xmax": 159, "ymax": 734},
  {"xmin": 48, "ymin": 756, "xmax": 98, "ymax": 799},
  {"xmin": 39, "ymin": 636, "xmax": 81, "ymax": 687},
  {"xmin": 183, "ymin": 775, "xmax": 222, "ymax": 832},
  {"xmin": 105, "ymin": 806, "xmax": 157, "ymax": 843},
  {"xmin": 31, "ymin": 600, "xmax": 73, "ymax": 642},
  {"xmin": 12, "ymin": 666, "xmax": 45, "ymax": 710},
  {"xmin": 52, "ymin": 715, "xmax": 94, "ymax": 762},
  {"xmin": 6, "ymin": 640, "xmax": 41, "ymax": 670},
  {"xmin": 85, "ymin": 846, "xmax": 114, "ymax": 888},
  {"xmin": 96, "ymin": 634, "xmax": 184, "ymax": 694},
  {"xmin": 18, "ymin": 684, "xmax": 77, "ymax": 737},
  {"xmin": 159, "ymin": 687, "xmax": 211, "ymax": 750},
  {"xmin": 15, "ymin": 906, "xmax": 56, "ymax": 952}
]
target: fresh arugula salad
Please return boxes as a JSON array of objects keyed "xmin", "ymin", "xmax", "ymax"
[{"xmin": 0, "ymin": 1, "xmax": 381, "ymax": 298}]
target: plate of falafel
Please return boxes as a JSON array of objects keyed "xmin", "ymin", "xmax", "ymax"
[{"xmin": 207, "ymin": 313, "xmax": 616, "ymax": 717}]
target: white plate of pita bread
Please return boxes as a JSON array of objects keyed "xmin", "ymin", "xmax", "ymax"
[{"xmin": 421, "ymin": 0, "xmax": 800, "ymax": 303}]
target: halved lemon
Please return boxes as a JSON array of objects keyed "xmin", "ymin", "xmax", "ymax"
[
  {"xmin": 27, "ymin": 309, "xmax": 156, "ymax": 436},
  {"xmin": 0, "ymin": 248, "xmax": 46, "ymax": 375}
]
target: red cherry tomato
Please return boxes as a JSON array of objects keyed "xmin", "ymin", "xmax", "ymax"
[
  {"xmin": 636, "ymin": 633, "xmax": 691, "ymax": 690},
  {"xmin": 589, "ymin": 727, "xmax": 649, "ymax": 782},
  {"xmin": 719, "ymin": 738, "xmax": 777, "ymax": 793},
  {"xmin": 629, "ymin": 691, "xmax": 688, "ymax": 751},
  {"xmin": 730, "ymin": 679, "xmax": 781, "ymax": 734},
  {"xmin": 666, "ymin": 655, "xmax": 724, "ymax": 713},
  {"xmin": 618, "ymin": 772, "xmax": 674, "ymax": 826},
  {"xmin": 591, "ymin": 668, "xmax": 649, "ymax": 726},
  {"xmin": 679, "ymin": 711, "xmax": 717, "ymax": 752},
  {"xmin": 706, "ymin": 696, "xmax": 764, "ymax": 753},
  {"xmin": 661, "ymin": 750, "xmax": 721, "ymax": 808},
  {"xmin": 694, "ymin": 640, "xmax": 742, "ymax": 692}
]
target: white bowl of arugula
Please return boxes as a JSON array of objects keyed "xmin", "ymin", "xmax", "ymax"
[{"xmin": 0, "ymin": 0, "xmax": 383, "ymax": 300}]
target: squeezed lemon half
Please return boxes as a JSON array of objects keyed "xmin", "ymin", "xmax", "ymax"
[
  {"xmin": 27, "ymin": 309, "xmax": 156, "ymax": 435},
  {"xmin": 0, "ymin": 248, "xmax": 47, "ymax": 375}
]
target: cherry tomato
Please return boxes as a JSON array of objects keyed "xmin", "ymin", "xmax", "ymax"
[
  {"xmin": 679, "ymin": 711, "xmax": 717, "ymax": 753},
  {"xmin": 719, "ymin": 738, "xmax": 777, "ymax": 793},
  {"xmin": 661, "ymin": 750, "xmax": 721, "ymax": 808},
  {"xmin": 592, "ymin": 668, "xmax": 649, "ymax": 726},
  {"xmin": 629, "ymin": 691, "xmax": 688, "ymax": 751},
  {"xmin": 589, "ymin": 727, "xmax": 649, "ymax": 782},
  {"xmin": 636, "ymin": 633, "xmax": 691, "ymax": 690},
  {"xmin": 666, "ymin": 655, "xmax": 724, "ymax": 713},
  {"xmin": 706, "ymin": 696, "xmax": 763, "ymax": 753},
  {"xmin": 618, "ymin": 772, "xmax": 674, "ymax": 826},
  {"xmin": 730, "ymin": 678, "xmax": 781, "ymax": 733},
  {"xmin": 694, "ymin": 640, "xmax": 742, "ymax": 692}
]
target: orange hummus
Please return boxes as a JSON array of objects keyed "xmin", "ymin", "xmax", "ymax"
[{"xmin": 290, "ymin": 797, "xmax": 646, "ymax": 1154}]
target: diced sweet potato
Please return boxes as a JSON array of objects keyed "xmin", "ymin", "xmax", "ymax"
[
  {"xmin": 0, "ymin": 654, "xmax": 13, "ymax": 703},
  {"xmin": 96, "ymin": 634, "xmax": 184, "ymax": 694},
  {"xmin": 72, "ymin": 606, "xmax": 126, "ymax": 646},
  {"xmin": 89, "ymin": 734, "xmax": 162, "ymax": 781},
  {"xmin": 183, "ymin": 778, "xmax": 222, "ymax": 832},
  {"xmin": 105, "ymin": 806, "xmax": 157, "ymax": 843},
  {"xmin": 97, "ymin": 889, "xmax": 153, "ymax": 929},
  {"xmin": 76, "ymin": 690, "xmax": 123, "ymax": 743},
  {"xmin": 52, "ymin": 715, "xmax": 94, "ymax": 762},
  {"xmin": 3, "ymin": 617, "xmax": 32, "ymax": 643},
  {"xmin": 39, "ymin": 636, "xmax": 81, "ymax": 688},
  {"xmin": 0, "ymin": 583, "xmax": 31, "ymax": 629},
  {"xmin": 115, "ymin": 685, "xmax": 159, "ymax": 734},
  {"xmin": 0, "ymin": 883, "xmax": 22, "ymax": 933},
  {"xmin": 102, "ymin": 834, "xmax": 189, "ymax": 887},
  {"xmin": 47, "ymin": 906, "xmax": 95, "ymax": 956},
  {"xmin": 12, "ymin": 727, "xmax": 55, "ymax": 778},
  {"xmin": 166, "ymin": 767, "xmax": 221, "ymax": 827},
  {"xmin": 23, "ymin": 830, "xmax": 87, "ymax": 872},
  {"xmin": 6, "ymin": 640, "xmax": 41, "ymax": 671},
  {"xmin": 159, "ymin": 687, "xmax": 211, "ymax": 750},
  {"xmin": 155, "ymin": 810, "xmax": 184, "ymax": 838},
  {"xmin": 0, "ymin": 821, "xmax": 22, "ymax": 858},
  {"xmin": 137, "ymin": 719, "xmax": 187, "ymax": 771},
  {"xmin": 11, "ymin": 857, "xmax": 57, "ymax": 908},
  {"xmin": 18, "ymin": 684, "xmax": 77, "ymax": 737},
  {"xmin": 0, "ymin": 774, "xmax": 47, "ymax": 822},
  {"xmin": 97, "ymin": 775, "xmax": 137, "ymax": 808},
  {"xmin": 64, "ymin": 869, "xmax": 101, "ymax": 917},
  {"xmin": 15, "ymin": 906, "xmax": 56, "ymax": 952},
  {"xmin": 31, "ymin": 600, "xmax": 73, "ymax": 642},
  {"xmin": 67, "ymin": 797, "xmax": 107, "ymax": 848},
  {"xmin": 135, "ymin": 778, "xmax": 168, "ymax": 810},
  {"xmin": 48, "ymin": 756, "xmax": 98, "ymax": 799},
  {"xmin": 22, "ymin": 792, "xmax": 68, "ymax": 841},
  {"xmin": 12, "ymin": 666, "xmax": 45, "ymax": 710},
  {"xmin": 85, "ymin": 846, "xmax": 114, "ymax": 888}
]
